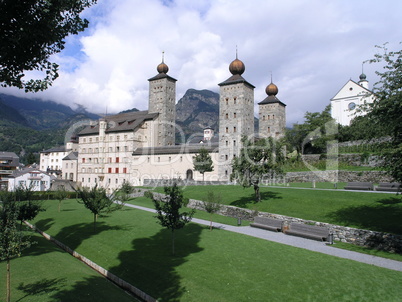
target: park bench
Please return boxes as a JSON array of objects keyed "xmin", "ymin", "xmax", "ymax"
[
  {"xmin": 284, "ymin": 222, "xmax": 330, "ymax": 242},
  {"xmin": 375, "ymin": 182, "xmax": 401, "ymax": 192},
  {"xmin": 344, "ymin": 182, "xmax": 374, "ymax": 191},
  {"xmin": 250, "ymin": 217, "xmax": 284, "ymax": 232}
]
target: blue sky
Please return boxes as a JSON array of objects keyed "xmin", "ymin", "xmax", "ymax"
[{"xmin": 2, "ymin": 0, "xmax": 402, "ymax": 126}]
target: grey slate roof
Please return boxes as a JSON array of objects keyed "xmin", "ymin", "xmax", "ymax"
[
  {"xmin": 8, "ymin": 168, "xmax": 50, "ymax": 178},
  {"xmin": 0, "ymin": 152, "xmax": 19, "ymax": 159},
  {"xmin": 78, "ymin": 110, "xmax": 159, "ymax": 136},
  {"xmin": 132, "ymin": 143, "xmax": 219, "ymax": 156},
  {"xmin": 41, "ymin": 146, "xmax": 66, "ymax": 153},
  {"xmin": 62, "ymin": 152, "xmax": 78, "ymax": 161},
  {"xmin": 218, "ymin": 74, "xmax": 255, "ymax": 88},
  {"xmin": 258, "ymin": 95, "xmax": 287, "ymax": 107},
  {"xmin": 148, "ymin": 73, "xmax": 177, "ymax": 82}
]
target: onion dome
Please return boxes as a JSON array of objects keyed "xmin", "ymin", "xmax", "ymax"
[
  {"xmin": 157, "ymin": 61, "xmax": 169, "ymax": 74},
  {"xmin": 359, "ymin": 73, "xmax": 367, "ymax": 81},
  {"xmin": 266, "ymin": 82, "xmax": 278, "ymax": 96},
  {"xmin": 229, "ymin": 57, "xmax": 245, "ymax": 75},
  {"xmin": 156, "ymin": 51, "xmax": 169, "ymax": 74}
]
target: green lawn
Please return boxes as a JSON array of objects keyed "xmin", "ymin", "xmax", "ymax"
[
  {"xmin": 16, "ymin": 199, "xmax": 402, "ymax": 301},
  {"xmin": 153, "ymin": 185, "xmax": 402, "ymax": 235},
  {"xmin": 0, "ymin": 232, "xmax": 138, "ymax": 302}
]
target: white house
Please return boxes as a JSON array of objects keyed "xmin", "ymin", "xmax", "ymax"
[
  {"xmin": 8, "ymin": 168, "xmax": 53, "ymax": 191},
  {"xmin": 330, "ymin": 73, "xmax": 375, "ymax": 126}
]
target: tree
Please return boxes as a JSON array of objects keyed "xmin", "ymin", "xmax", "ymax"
[
  {"xmin": 231, "ymin": 137, "xmax": 285, "ymax": 203},
  {"xmin": 0, "ymin": 0, "xmax": 97, "ymax": 92},
  {"xmin": 54, "ymin": 186, "xmax": 69, "ymax": 212},
  {"xmin": 285, "ymin": 104, "xmax": 336, "ymax": 155},
  {"xmin": 367, "ymin": 43, "xmax": 402, "ymax": 184},
  {"xmin": 75, "ymin": 185, "xmax": 122, "ymax": 230},
  {"xmin": 13, "ymin": 185, "xmax": 44, "ymax": 229},
  {"xmin": 0, "ymin": 192, "xmax": 31, "ymax": 302},
  {"xmin": 152, "ymin": 183, "xmax": 195, "ymax": 255},
  {"xmin": 193, "ymin": 147, "xmax": 214, "ymax": 182},
  {"xmin": 202, "ymin": 191, "xmax": 222, "ymax": 231}
]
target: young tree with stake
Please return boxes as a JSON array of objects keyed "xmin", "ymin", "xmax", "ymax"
[{"xmin": 152, "ymin": 183, "xmax": 195, "ymax": 255}]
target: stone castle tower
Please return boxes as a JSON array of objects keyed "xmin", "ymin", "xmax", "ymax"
[
  {"xmin": 148, "ymin": 55, "xmax": 177, "ymax": 146},
  {"xmin": 218, "ymin": 55, "xmax": 255, "ymax": 180},
  {"xmin": 258, "ymin": 80, "xmax": 286, "ymax": 139}
]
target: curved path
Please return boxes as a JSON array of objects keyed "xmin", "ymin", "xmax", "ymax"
[{"xmin": 126, "ymin": 203, "xmax": 402, "ymax": 272}]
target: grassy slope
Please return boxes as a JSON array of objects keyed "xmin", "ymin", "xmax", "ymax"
[
  {"xmin": 0, "ymin": 231, "xmax": 137, "ymax": 302},
  {"xmin": 21, "ymin": 199, "xmax": 402, "ymax": 302},
  {"xmin": 163, "ymin": 185, "xmax": 402, "ymax": 235}
]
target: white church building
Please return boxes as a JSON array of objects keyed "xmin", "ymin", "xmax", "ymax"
[{"xmin": 330, "ymin": 73, "xmax": 374, "ymax": 126}]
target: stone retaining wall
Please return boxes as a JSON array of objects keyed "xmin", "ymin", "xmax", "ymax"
[
  {"xmin": 139, "ymin": 192, "xmax": 402, "ymax": 254},
  {"xmin": 285, "ymin": 170, "xmax": 393, "ymax": 183}
]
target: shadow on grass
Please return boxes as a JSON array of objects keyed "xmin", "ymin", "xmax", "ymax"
[
  {"xmin": 16, "ymin": 278, "xmax": 66, "ymax": 302},
  {"xmin": 54, "ymin": 222, "xmax": 125, "ymax": 251},
  {"xmin": 34, "ymin": 218, "xmax": 54, "ymax": 232},
  {"xmin": 108, "ymin": 223, "xmax": 204, "ymax": 302},
  {"xmin": 327, "ymin": 197, "xmax": 402, "ymax": 235},
  {"xmin": 230, "ymin": 190, "xmax": 282, "ymax": 207}
]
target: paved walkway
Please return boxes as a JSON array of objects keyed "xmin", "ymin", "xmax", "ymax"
[{"xmin": 126, "ymin": 203, "xmax": 402, "ymax": 272}]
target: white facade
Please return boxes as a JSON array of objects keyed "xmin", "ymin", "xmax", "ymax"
[
  {"xmin": 8, "ymin": 169, "xmax": 52, "ymax": 191},
  {"xmin": 62, "ymin": 152, "xmax": 78, "ymax": 182},
  {"xmin": 331, "ymin": 75, "xmax": 374, "ymax": 126},
  {"xmin": 40, "ymin": 140, "xmax": 78, "ymax": 176}
]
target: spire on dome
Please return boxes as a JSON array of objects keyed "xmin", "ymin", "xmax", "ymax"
[
  {"xmin": 157, "ymin": 51, "xmax": 169, "ymax": 74},
  {"xmin": 229, "ymin": 47, "xmax": 245, "ymax": 75},
  {"xmin": 266, "ymin": 73, "xmax": 278, "ymax": 96}
]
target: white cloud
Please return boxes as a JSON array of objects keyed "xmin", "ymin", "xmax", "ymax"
[{"xmin": 1, "ymin": 0, "xmax": 402, "ymax": 126}]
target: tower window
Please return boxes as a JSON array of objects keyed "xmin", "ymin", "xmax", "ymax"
[
  {"xmin": 225, "ymin": 98, "xmax": 229, "ymax": 105},
  {"xmin": 225, "ymin": 127, "xmax": 229, "ymax": 133},
  {"xmin": 233, "ymin": 126, "xmax": 237, "ymax": 133},
  {"xmin": 273, "ymin": 115, "xmax": 275, "ymax": 119},
  {"xmin": 268, "ymin": 127, "xmax": 271, "ymax": 133},
  {"xmin": 263, "ymin": 115, "xmax": 265, "ymax": 121},
  {"xmin": 225, "ymin": 113, "xmax": 229, "ymax": 119},
  {"xmin": 234, "ymin": 97, "xmax": 237, "ymax": 104},
  {"xmin": 226, "ymin": 140, "xmax": 229, "ymax": 146},
  {"xmin": 234, "ymin": 112, "xmax": 237, "ymax": 118}
]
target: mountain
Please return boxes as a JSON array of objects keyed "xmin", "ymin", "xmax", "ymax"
[
  {"xmin": 0, "ymin": 93, "xmax": 99, "ymax": 130},
  {"xmin": 176, "ymin": 89, "xmax": 220, "ymax": 138},
  {"xmin": 0, "ymin": 93, "xmax": 100, "ymax": 163},
  {"xmin": 175, "ymin": 89, "xmax": 259, "ymax": 141}
]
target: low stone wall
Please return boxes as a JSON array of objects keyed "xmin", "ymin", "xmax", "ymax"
[
  {"xmin": 187, "ymin": 199, "xmax": 402, "ymax": 254},
  {"xmin": 141, "ymin": 192, "xmax": 402, "ymax": 253},
  {"xmin": 285, "ymin": 170, "xmax": 393, "ymax": 183},
  {"xmin": 24, "ymin": 221, "xmax": 156, "ymax": 302},
  {"xmin": 143, "ymin": 179, "xmax": 229, "ymax": 187}
]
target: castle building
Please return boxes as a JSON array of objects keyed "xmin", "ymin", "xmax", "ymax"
[
  {"xmin": 75, "ymin": 55, "xmax": 287, "ymax": 189},
  {"xmin": 218, "ymin": 55, "xmax": 255, "ymax": 180},
  {"xmin": 330, "ymin": 73, "xmax": 374, "ymax": 126},
  {"xmin": 258, "ymin": 81, "xmax": 286, "ymax": 139}
]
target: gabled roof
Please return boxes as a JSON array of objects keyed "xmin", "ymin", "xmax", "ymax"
[
  {"xmin": 0, "ymin": 151, "xmax": 19, "ymax": 159},
  {"xmin": 78, "ymin": 110, "xmax": 159, "ymax": 136},
  {"xmin": 8, "ymin": 168, "xmax": 50, "ymax": 178},
  {"xmin": 331, "ymin": 79, "xmax": 373, "ymax": 101},
  {"xmin": 218, "ymin": 74, "xmax": 255, "ymax": 89},
  {"xmin": 258, "ymin": 95, "xmax": 286, "ymax": 107},
  {"xmin": 41, "ymin": 146, "xmax": 66, "ymax": 153},
  {"xmin": 62, "ymin": 152, "xmax": 78, "ymax": 161}
]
